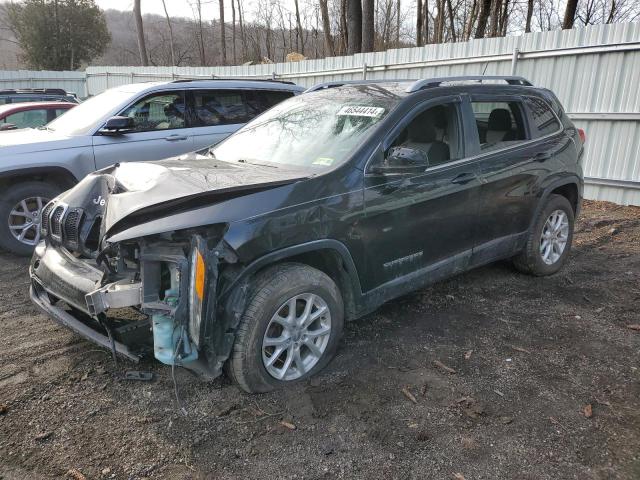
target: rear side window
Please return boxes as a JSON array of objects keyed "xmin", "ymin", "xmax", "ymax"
[
  {"xmin": 190, "ymin": 90, "xmax": 248, "ymax": 126},
  {"xmin": 245, "ymin": 90, "xmax": 294, "ymax": 119},
  {"xmin": 524, "ymin": 97, "xmax": 561, "ymax": 136},
  {"xmin": 471, "ymin": 101, "xmax": 528, "ymax": 152}
]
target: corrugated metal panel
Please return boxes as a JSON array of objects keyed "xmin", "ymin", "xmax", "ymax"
[
  {"xmin": 0, "ymin": 70, "xmax": 86, "ymax": 97},
  {"xmin": 2, "ymin": 22, "xmax": 639, "ymax": 204}
]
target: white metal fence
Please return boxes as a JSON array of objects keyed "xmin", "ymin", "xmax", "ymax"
[{"xmin": 1, "ymin": 22, "xmax": 639, "ymax": 204}]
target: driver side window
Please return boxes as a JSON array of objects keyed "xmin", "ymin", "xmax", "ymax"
[
  {"xmin": 389, "ymin": 102, "xmax": 461, "ymax": 167},
  {"xmin": 120, "ymin": 91, "xmax": 186, "ymax": 132}
]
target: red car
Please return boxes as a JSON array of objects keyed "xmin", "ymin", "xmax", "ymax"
[{"xmin": 0, "ymin": 101, "xmax": 76, "ymax": 131}]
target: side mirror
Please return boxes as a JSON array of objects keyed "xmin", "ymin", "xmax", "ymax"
[
  {"xmin": 0, "ymin": 123, "xmax": 17, "ymax": 131},
  {"xmin": 370, "ymin": 146, "xmax": 429, "ymax": 175},
  {"xmin": 99, "ymin": 116, "xmax": 135, "ymax": 136}
]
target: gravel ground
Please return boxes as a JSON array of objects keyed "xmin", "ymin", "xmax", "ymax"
[{"xmin": 1, "ymin": 200, "xmax": 639, "ymax": 480}]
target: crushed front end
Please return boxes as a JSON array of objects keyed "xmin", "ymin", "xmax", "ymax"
[{"xmin": 29, "ymin": 171, "xmax": 242, "ymax": 379}]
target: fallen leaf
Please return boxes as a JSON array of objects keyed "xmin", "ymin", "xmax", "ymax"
[
  {"xmin": 280, "ymin": 420, "xmax": 296, "ymax": 430},
  {"xmin": 402, "ymin": 387, "xmax": 418, "ymax": 404},
  {"xmin": 66, "ymin": 469, "xmax": 86, "ymax": 480},
  {"xmin": 433, "ymin": 360, "xmax": 456, "ymax": 374},
  {"xmin": 510, "ymin": 345, "xmax": 531, "ymax": 354},
  {"xmin": 493, "ymin": 389, "xmax": 505, "ymax": 397},
  {"xmin": 453, "ymin": 472, "xmax": 466, "ymax": 479},
  {"xmin": 34, "ymin": 431, "xmax": 53, "ymax": 441},
  {"xmin": 583, "ymin": 404, "xmax": 593, "ymax": 418},
  {"xmin": 0, "ymin": 403, "xmax": 7, "ymax": 415},
  {"xmin": 626, "ymin": 324, "xmax": 640, "ymax": 331},
  {"xmin": 500, "ymin": 416, "xmax": 513, "ymax": 424},
  {"xmin": 420, "ymin": 383, "xmax": 428, "ymax": 396},
  {"xmin": 407, "ymin": 423, "xmax": 419, "ymax": 429},
  {"xmin": 464, "ymin": 350, "xmax": 473, "ymax": 360}
]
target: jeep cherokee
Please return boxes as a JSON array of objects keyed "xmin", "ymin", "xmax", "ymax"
[{"xmin": 29, "ymin": 76, "xmax": 584, "ymax": 393}]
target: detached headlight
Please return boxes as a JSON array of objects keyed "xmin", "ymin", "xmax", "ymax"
[{"xmin": 188, "ymin": 241, "xmax": 206, "ymax": 348}]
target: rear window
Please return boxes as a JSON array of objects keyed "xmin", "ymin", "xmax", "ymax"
[
  {"xmin": 190, "ymin": 89, "xmax": 248, "ymax": 126},
  {"xmin": 471, "ymin": 101, "xmax": 528, "ymax": 152},
  {"xmin": 524, "ymin": 96, "xmax": 561, "ymax": 136},
  {"xmin": 245, "ymin": 90, "xmax": 294, "ymax": 119}
]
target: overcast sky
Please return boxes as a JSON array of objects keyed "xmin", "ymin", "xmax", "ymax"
[{"xmin": 94, "ymin": 0, "xmax": 299, "ymax": 22}]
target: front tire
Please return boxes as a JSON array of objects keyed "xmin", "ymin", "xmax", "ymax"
[
  {"xmin": 513, "ymin": 194, "xmax": 575, "ymax": 276},
  {"xmin": 0, "ymin": 181, "xmax": 61, "ymax": 256},
  {"xmin": 226, "ymin": 263, "xmax": 344, "ymax": 393}
]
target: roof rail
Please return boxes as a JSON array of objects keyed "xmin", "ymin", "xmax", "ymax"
[
  {"xmin": 171, "ymin": 78, "xmax": 296, "ymax": 85},
  {"xmin": 406, "ymin": 76, "xmax": 532, "ymax": 93},
  {"xmin": 0, "ymin": 88, "xmax": 70, "ymax": 95},
  {"xmin": 304, "ymin": 79, "xmax": 417, "ymax": 93}
]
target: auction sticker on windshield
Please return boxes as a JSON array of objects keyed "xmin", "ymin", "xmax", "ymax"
[{"xmin": 337, "ymin": 106, "xmax": 385, "ymax": 117}]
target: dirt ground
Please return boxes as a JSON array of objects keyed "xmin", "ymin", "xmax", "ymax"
[{"xmin": 1, "ymin": 200, "xmax": 639, "ymax": 480}]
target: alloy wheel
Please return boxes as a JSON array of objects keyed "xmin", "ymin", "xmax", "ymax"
[
  {"xmin": 8, "ymin": 196, "xmax": 50, "ymax": 246},
  {"xmin": 540, "ymin": 209, "xmax": 569, "ymax": 265},
  {"xmin": 262, "ymin": 293, "xmax": 332, "ymax": 381}
]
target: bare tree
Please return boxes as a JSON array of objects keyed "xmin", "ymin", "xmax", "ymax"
[
  {"xmin": 160, "ymin": 0, "xmax": 175, "ymax": 65},
  {"xmin": 475, "ymin": 0, "xmax": 492, "ymax": 37},
  {"xmin": 319, "ymin": 0, "xmax": 335, "ymax": 55},
  {"xmin": 396, "ymin": 0, "xmax": 401, "ymax": 45},
  {"xmin": 447, "ymin": 0, "xmax": 457, "ymax": 41},
  {"xmin": 237, "ymin": 0, "xmax": 246, "ymax": 61},
  {"xmin": 416, "ymin": 0, "xmax": 423, "ymax": 45},
  {"xmin": 362, "ymin": 0, "xmax": 375, "ymax": 51},
  {"xmin": 133, "ymin": 0, "xmax": 148, "ymax": 66},
  {"xmin": 189, "ymin": 0, "xmax": 206, "ymax": 65},
  {"xmin": 525, "ymin": 0, "xmax": 534, "ymax": 32},
  {"xmin": 464, "ymin": 0, "xmax": 478, "ymax": 39},
  {"xmin": 231, "ymin": 0, "xmax": 236, "ymax": 63},
  {"xmin": 489, "ymin": 0, "xmax": 502, "ymax": 36},
  {"xmin": 563, "ymin": 0, "xmax": 579, "ymax": 28},
  {"xmin": 294, "ymin": 0, "xmax": 305, "ymax": 53},
  {"xmin": 347, "ymin": 0, "xmax": 362, "ymax": 53},
  {"xmin": 340, "ymin": 0, "xmax": 349, "ymax": 54},
  {"xmin": 219, "ymin": 0, "xmax": 226, "ymax": 64}
]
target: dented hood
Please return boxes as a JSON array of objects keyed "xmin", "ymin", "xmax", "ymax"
[{"xmin": 57, "ymin": 152, "xmax": 308, "ymax": 237}]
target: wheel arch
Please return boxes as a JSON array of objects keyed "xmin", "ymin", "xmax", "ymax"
[
  {"xmin": 221, "ymin": 240, "xmax": 364, "ymax": 321},
  {"xmin": 529, "ymin": 177, "xmax": 581, "ymax": 232},
  {"xmin": 0, "ymin": 167, "xmax": 78, "ymax": 191}
]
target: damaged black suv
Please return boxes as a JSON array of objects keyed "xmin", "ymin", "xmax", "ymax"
[{"xmin": 30, "ymin": 76, "xmax": 584, "ymax": 393}]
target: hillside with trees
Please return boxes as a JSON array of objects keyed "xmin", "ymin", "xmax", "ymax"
[{"xmin": 0, "ymin": 0, "xmax": 638, "ymax": 70}]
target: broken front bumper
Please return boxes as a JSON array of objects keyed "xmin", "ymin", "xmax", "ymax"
[{"xmin": 29, "ymin": 242, "xmax": 144, "ymax": 362}]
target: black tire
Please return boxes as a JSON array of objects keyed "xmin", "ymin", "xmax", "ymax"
[
  {"xmin": 226, "ymin": 263, "xmax": 344, "ymax": 393},
  {"xmin": 513, "ymin": 194, "xmax": 575, "ymax": 276},
  {"xmin": 0, "ymin": 181, "xmax": 61, "ymax": 256}
]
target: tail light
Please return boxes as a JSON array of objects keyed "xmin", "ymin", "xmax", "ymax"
[{"xmin": 577, "ymin": 128, "xmax": 586, "ymax": 143}]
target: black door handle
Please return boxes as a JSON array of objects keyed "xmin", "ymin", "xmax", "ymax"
[
  {"xmin": 451, "ymin": 172, "xmax": 475, "ymax": 185},
  {"xmin": 535, "ymin": 152, "xmax": 552, "ymax": 162}
]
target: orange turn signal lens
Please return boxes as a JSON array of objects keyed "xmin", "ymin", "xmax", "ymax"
[{"xmin": 194, "ymin": 249, "xmax": 205, "ymax": 301}]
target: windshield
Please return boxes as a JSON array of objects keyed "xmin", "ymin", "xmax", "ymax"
[
  {"xmin": 45, "ymin": 88, "xmax": 135, "ymax": 136},
  {"xmin": 211, "ymin": 87, "xmax": 400, "ymax": 169}
]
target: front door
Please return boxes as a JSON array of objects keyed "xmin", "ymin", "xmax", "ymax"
[
  {"xmin": 92, "ymin": 90, "xmax": 193, "ymax": 170},
  {"xmin": 360, "ymin": 97, "xmax": 482, "ymax": 293}
]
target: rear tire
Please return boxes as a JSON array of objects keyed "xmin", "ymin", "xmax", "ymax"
[
  {"xmin": 0, "ymin": 181, "xmax": 61, "ymax": 256},
  {"xmin": 226, "ymin": 263, "xmax": 344, "ymax": 393},
  {"xmin": 513, "ymin": 194, "xmax": 574, "ymax": 276}
]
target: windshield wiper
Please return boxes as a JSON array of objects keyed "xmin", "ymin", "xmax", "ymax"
[{"xmin": 237, "ymin": 159, "xmax": 278, "ymax": 168}]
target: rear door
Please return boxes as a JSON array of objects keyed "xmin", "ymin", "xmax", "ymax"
[
  {"xmin": 92, "ymin": 90, "xmax": 193, "ymax": 169},
  {"xmin": 188, "ymin": 89, "xmax": 295, "ymax": 151},
  {"xmin": 468, "ymin": 94, "xmax": 561, "ymax": 266}
]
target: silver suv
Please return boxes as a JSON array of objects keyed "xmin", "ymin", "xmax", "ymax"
[{"xmin": 0, "ymin": 79, "xmax": 304, "ymax": 255}]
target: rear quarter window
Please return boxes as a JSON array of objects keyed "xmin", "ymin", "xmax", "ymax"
[
  {"xmin": 245, "ymin": 90, "xmax": 295, "ymax": 120},
  {"xmin": 524, "ymin": 96, "xmax": 561, "ymax": 136}
]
